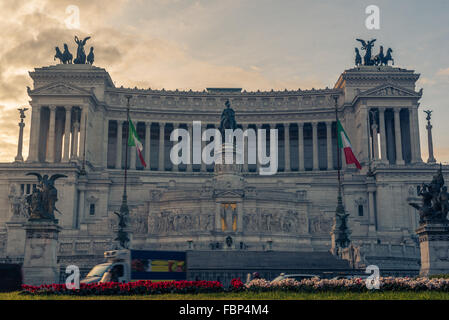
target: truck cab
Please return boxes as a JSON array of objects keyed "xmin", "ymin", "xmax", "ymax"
[{"xmin": 81, "ymin": 250, "xmax": 131, "ymax": 284}]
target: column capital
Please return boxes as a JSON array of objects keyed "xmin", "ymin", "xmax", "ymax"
[
  {"xmin": 393, "ymin": 107, "xmax": 402, "ymax": 114},
  {"xmin": 48, "ymin": 105, "xmax": 57, "ymax": 111},
  {"xmin": 145, "ymin": 121, "xmax": 152, "ymax": 127},
  {"xmin": 378, "ymin": 106, "xmax": 386, "ymax": 112},
  {"xmin": 283, "ymin": 122, "xmax": 290, "ymax": 127},
  {"xmin": 311, "ymin": 121, "xmax": 318, "ymax": 128},
  {"xmin": 64, "ymin": 106, "xmax": 72, "ymax": 112},
  {"xmin": 325, "ymin": 120, "xmax": 333, "ymax": 126},
  {"xmin": 298, "ymin": 122, "xmax": 304, "ymax": 128},
  {"xmin": 159, "ymin": 122, "xmax": 166, "ymax": 127}
]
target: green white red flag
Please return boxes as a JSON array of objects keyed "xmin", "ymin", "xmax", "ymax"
[
  {"xmin": 337, "ymin": 119, "xmax": 362, "ymax": 170},
  {"xmin": 128, "ymin": 118, "xmax": 147, "ymax": 168}
]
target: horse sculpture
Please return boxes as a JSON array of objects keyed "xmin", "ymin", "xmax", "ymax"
[
  {"xmin": 54, "ymin": 44, "xmax": 73, "ymax": 64},
  {"xmin": 62, "ymin": 43, "xmax": 73, "ymax": 64},
  {"xmin": 86, "ymin": 47, "xmax": 94, "ymax": 65},
  {"xmin": 373, "ymin": 45, "xmax": 384, "ymax": 66},
  {"xmin": 219, "ymin": 99, "xmax": 237, "ymax": 137},
  {"xmin": 354, "ymin": 48, "xmax": 362, "ymax": 66},
  {"xmin": 54, "ymin": 47, "xmax": 64, "ymax": 64},
  {"xmin": 382, "ymin": 48, "xmax": 394, "ymax": 66}
]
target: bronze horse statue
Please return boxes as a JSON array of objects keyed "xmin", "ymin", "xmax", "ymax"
[{"xmin": 54, "ymin": 44, "xmax": 73, "ymax": 64}]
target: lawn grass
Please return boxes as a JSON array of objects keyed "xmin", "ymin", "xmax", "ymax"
[{"xmin": 2, "ymin": 291, "xmax": 449, "ymax": 300}]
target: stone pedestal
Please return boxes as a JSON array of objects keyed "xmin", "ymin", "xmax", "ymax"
[
  {"xmin": 5, "ymin": 220, "xmax": 26, "ymax": 257},
  {"xmin": 22, "ymin": 220, "xmax": 62, "ymax": 285},
  {"xmin": 416, "ymin": 222, "xmax": 449, "ymax": 276}
]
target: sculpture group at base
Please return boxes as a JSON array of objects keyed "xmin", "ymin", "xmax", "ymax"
[
  {"xmin": 25, "ymin": 172, "xmax": 67, "ymax": 221},
  {"xmin": 54, "ymin": 36, "xmax": 94, "ymax": 65},
  {"xmin": 409, "ymin": 165, "xmax": 449, "ymax": 225}
]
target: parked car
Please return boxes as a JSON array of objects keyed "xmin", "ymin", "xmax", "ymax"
[
  {"xmin": 271, "ymin": 273, "xmax": 318, "ymax": 283},
  {"xmin": 0, "ymin": 264, "xmax": 22, "ymax": 292}
]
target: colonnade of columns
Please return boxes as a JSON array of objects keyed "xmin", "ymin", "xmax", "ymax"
[
  {"xmin": 25, "ymin": 105, "xmax": 422, "ymax": 168},
  {"xmin": 108, "ymin": 120, "xmax": 340, "ymax": 172},
  {"xmin": 27, "ymin": 105, "xmax": 85, "ymax": 163},
  {"xmin": 368, "ymin": 107, "xmax": 421, "ymax": 165}
]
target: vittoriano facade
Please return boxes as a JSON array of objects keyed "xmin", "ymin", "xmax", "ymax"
[{"xmin": 0, "ymin": 63, "xmax": 446, "ymax": 273}]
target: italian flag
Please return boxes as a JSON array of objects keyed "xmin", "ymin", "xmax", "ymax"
[
  {"xmin": 337, "ymin": 119, "xmax": 362, "ymax": 170},
  {"xmin": 128, "ymin": 118, "xmax": 147, "ymax": 168}
]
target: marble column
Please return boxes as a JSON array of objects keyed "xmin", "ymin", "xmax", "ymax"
[
  {"xmin": 145, "ymin": 122, "xmax": 151, "ymax": 170},
  {"xmin": 367, "ymin": 182, "xmax": 377, "ymax": 232},
  {"xmin": 284, "ymin": 123, "xmax": 290, "ymax": 172},
  {"xmin": 27, "ymin": 105, "xmax": 41, "ymax": 162},
  {"xmin": 242, "ymin": 124, "xmax": 249, "ymax": 172},
  {"xmin": 298, "ymin": 123, "xmax": 304, "ymax": 171},
  {"xmin": 71, "ymin": 121, "xmax": 79, "ymax": 160},
  {"xmin": 426, "ymin": 117, "xmax": 436, "ymax": 163},
  {"xmin": 115, "ymin": 120, "xmax": 123, "ymax": 169},
  {"xmin": 408, "ymin": 108, "xmax": 417, "ymax": 163},
  {"xmin": 187, "ymin": 123, "xmax": 193, "ymax": 172},
  {"xmin": 129, "ymin": 120, "xmax": 137, "ymax": 170},
  {"xmin": 15, "ymin": 114, "xmax": 25, "ymax": 162},
  {"xmin": 158, "ymin": 122, "xmax": 165, "ymax": 171},
  {"xmin": 201, "ymin": 123, "xmax": 207, "ymax": 172},
  {"xmin": 312, "ymin": 122, "xmax": 319, "ymax": 170},
  {"xmin": 102, "ymin": 118, "xmax": 109, "ymax": 167},
  {"xmin": 62, "ymin": 107, "xmax": 72, "ymax": 162},
  {"xmin": 46, "ymin": 106, "xmax": 57, "ymax": 162},
  {"xmin": 326, "ymin": 121, "xmax": 333, "ymax": 170},
  {"xmin": 393, "ymin": 108, "xmax": 405, "ymax": 165},
  {"xmin": 172, "ymin": 123, "xmax": 179, "ymax": 172},
  {"xmin": 378, "ymin": 107, "xmax": 388, "ymax": 163},
  {"xmin": 256, "ymin": 124, "xmax": 261, "ymax": 172},
  {"xmin": 79, "ymin": 107, "xmax": 87, "ymax": 163},
  {"xmin": 371, "ymin": 123, "xmax": 379, "ymax": 161},
  {"xmin": 412, "ymin": 107, "xmax": 422, "ymax": 162}
]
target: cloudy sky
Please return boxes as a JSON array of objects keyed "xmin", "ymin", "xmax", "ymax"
[{"xmin": 0, "ymin": 0, "xmax": 448, "ymax": 162}]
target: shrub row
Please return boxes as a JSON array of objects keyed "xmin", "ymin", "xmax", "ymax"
[{"xmin": 22, "ymin": 276, "xmax": 449, "ymax": 295}]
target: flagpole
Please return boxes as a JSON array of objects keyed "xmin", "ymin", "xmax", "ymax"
[
  {"xmin": 332, "ymin": 95, "xmax": 350, "ymax": 251},
  {"xmin": 116, "ymin": 95, "xmax": 132, "ymax": 249},
  {"xmin": 124, "ymin": 95, "xmax": 131, "ymax": 199},
  {"xmin": 333, "ymin": 96, "xmax": 342, "ymax": 196}
]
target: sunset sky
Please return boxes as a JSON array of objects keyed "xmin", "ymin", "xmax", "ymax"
[{"xmin": 1, "ymin": 0, "xmax": 448, "ymax": 162}]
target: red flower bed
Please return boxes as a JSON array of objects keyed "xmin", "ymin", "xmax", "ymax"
[
  {"xmin": 22, "ymin": 280, "xmax": 224, "ymax": 296},
  {"xmin": 230, "ymin": 278, "xmax": 245, "ymax": 292}
]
